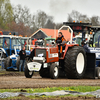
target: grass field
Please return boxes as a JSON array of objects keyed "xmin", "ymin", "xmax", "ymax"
[
  {"xmin": 0, "ymin": 86, "xmax": 100, "ymax": 100},
  {"xmin": 0, "ymin": 86, "xmax": 100, "ymax": 93}
]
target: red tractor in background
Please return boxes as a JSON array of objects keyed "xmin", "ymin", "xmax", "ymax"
[{"xmin": 24, "ymin": 25, "xmax": 86, "ymax": 79}]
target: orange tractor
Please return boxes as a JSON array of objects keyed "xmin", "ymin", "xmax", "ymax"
[{"xmin": 24, "ymin": 25, "xmax": 86, "ymax": 79}]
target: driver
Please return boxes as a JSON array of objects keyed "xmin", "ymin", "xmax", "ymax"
[{"xmin": 55, "ymin": 32, "xmax": 66, "ymax": 57}]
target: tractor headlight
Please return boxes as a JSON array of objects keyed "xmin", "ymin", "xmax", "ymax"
[{"xmin": 43, "ymin": 58, "xmax": 46, "ymax": 62}]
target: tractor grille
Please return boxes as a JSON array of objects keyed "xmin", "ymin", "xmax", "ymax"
[{"xmin": 36, "ymin": 49, "xmax": 46, "ymax": 58}]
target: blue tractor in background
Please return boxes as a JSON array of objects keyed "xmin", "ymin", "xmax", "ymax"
[
  {"xmin": 64, "ymin": 22, "xmax": 100, "ymax": 79},
  {"xmin": 87, "ymin": 26, "xmax": 100, "ymax": 78},
  {"xmin": 0, "ymin": 35, "xmax": 31, "ymax": 71}
]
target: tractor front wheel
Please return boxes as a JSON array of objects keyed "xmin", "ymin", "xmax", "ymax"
[
  {"xmin": 24, "ymin": 63, "xmax": 34, "ymax": 78},
  {"xmin": 50, "ymin": 63, "xmax": 59, "ymax": 79}
]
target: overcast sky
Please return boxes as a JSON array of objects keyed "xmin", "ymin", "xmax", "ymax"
[{"xmin": 10, "ymin": 0, "xmax": 100, "ymax": 23}]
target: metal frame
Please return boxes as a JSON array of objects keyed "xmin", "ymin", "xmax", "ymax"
[{"xmin": 58, "ymin": 25, "xmax": 73, "ymax": 44}]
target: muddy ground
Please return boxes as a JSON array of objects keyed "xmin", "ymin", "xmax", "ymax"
[
  {"xmin": 0, "ymin": 71, "xmax": 100, "ymax": 100},
  {"xmin": 0, "ymin": 71, "xmax": 100, "ymax": 89},
  {"xmin": 10, "ymin": 95, "xmax": 98, "ymax": 100}
]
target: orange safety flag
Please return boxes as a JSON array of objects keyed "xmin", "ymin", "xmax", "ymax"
[
  {"xmin": 0, "ymin": 31, "xmax": 3, "ymax": 35},
  {"xmin": 60, "ymin": 46, "xmax": 62, "ymax": 53},
  {"xmin": 24, "ymin": 41, "xmax": 27, "ymax": 46},
  {"xmin": 5, "ymin": 40, "xmax": 7, "ymax": 46}
]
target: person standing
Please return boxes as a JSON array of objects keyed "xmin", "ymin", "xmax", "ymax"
[
  {"xmin": 81, "ymin": 41, "xmax": 90, "ymax": 53},
  {"xmin": 19, "ymin": 46, "xmax": 26, "ymax": 71}
]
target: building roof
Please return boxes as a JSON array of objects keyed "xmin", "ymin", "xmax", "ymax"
[{"xmin": 30, "ymin": 28, "xmax": 71, "ymax": 41}]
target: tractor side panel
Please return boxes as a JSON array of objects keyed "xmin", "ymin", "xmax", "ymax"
[
  {"xmin": 46, "ymin": 47, "xmax": 59, "ymax": 63},
  {"xmin": 84, "ymin": 53, "xmax": 96, "ymax": 79}
]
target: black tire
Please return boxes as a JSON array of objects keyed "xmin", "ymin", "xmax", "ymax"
[
  {"xmin": 16, "ymin": 56, "xmax": 20, "ymax": 71},
  {"xmin": 64, "ymin": 46, "xmax": 86, "ymax": 79},
  {"xmin": 96, "ymin": 67, "xmax": 100, "ymax": 79},
  {"xmin": 0, "ymin": 49, "xmax": 7, "ymax": 58},
  {"xmin": 24, "ymin": 62, "xmax": 34, "ymax": 78},
  {"xmin": 6, "ymin": 57, "xmax": 12, "ymax": 71},
  {"xmin": 39, "ymin": 68, "xmax": 50, "ymax": 78},
  {"xmin": 4, "ymin": 57, "xmax": 8, "ymax": 69},
  {"xmin": 2, "ymin": 53, "xmax": 7, "ymax": 58},
  {"xmin": 50, "ymin": 63, "xmax": 59, "ymax": 79},
  {"xmin": 0, "ymin": 49, "xmax": 7, "ymax": 69}
]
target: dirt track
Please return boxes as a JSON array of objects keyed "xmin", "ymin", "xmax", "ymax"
[{"xmin": 0, "ymin": 72, "xmax": 100, "ymax": 89}]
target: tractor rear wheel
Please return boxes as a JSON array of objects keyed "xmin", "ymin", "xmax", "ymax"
[
  {"xmin": 4, "ymin": 57, "xmax": 8, "ymax": 69},
  {"xmin": 24, "ymin": 63, "xmax": 34, "ymax": 78},
  {"xmin": 64, "ymin": 46, "xmax": 86, "ymax": 79},
  {"xmin": 6, "ymin": 57, "xmax": 12, "ymax": 71},
  {"xmin": 50, "ymin": 63, "xmax": 59, "ymax": 79},
  {"xmin": 2, "ymin": 53, "xmax": 7, "ymax": 58},
  {"xmin": 96, "ymin": 67, "xmax": 100, "ymax": 79}
]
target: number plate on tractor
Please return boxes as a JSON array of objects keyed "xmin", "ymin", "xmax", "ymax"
[{"xmin": 27, "ymin": 62, "xmax": 42, "ymax": 71}]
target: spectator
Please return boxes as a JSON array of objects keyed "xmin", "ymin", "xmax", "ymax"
[
  {"xmin": 19, "ymin": 46, "xmax": 26, "ymax": 71},
  {"xmin": 28, "ymin": 45, "xmax": 37, "ymax": 61},
  {"xmin": 81, "ymin": 41, "xmax": 90, "ymax": 53}
]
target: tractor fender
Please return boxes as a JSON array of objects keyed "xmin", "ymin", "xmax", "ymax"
[
  {"xmin": 27, "ymin": 62, "xmax": 42, "ymax": 72},
  {"xmin": 0, "ymin": 48, "xmax": 7, "ymax": 58},
  {"xmin": 0, "ymin": 48, "xmax": 6, "ymax": 54},
  {"xmin": 9, "ymin": 54, "xmax": 17, "ymax": 59},
  {"xmin": 63, "ymin": 44, "xmax": 79, "ymax": 58}
]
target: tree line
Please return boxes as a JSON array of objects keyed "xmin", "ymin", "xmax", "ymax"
[{"xmin": 0, "ymin": 0, "xmax": 100, "ymax": 36}]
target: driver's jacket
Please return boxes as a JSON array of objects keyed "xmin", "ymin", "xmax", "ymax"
[
  {"xmin": 55, "ymin": 35, "xmax": 66, "ymax": 46},
  {"xmin": 55, "ymin": 35, "xmax": 66, "ymax": 54}
]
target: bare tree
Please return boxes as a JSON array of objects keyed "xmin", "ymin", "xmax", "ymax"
[
  {"xmin": 90, "ymin": 16, "xmax": 100, "ymax": 25},
  {"xmin": 67, "ymin": 14, "xmax": 73, "ymax": 22},
  {"xmin": 11, "ymin": 4, "xmax": 33, "ymax": 36},
  {"xmin": 31, "ymin": 10, "xmax": 55, "ymax": 33},
  {"xmin": 12, "ymin": 4, "xmax": 32, "ymax": 27},
  {"xmin": 34, "ymin": 10, "xmax": 48, "ymax": 28},
  {"xmin": 67, "ymin": 10, "xmax": 90, "ymax": 23},
  {"xmin": 0, "ymin": 0, "xmax": 13, "ymax": 29},
  {"xmin": 44, "ymin": 16, "xmax": 55, "ymax": 29}
]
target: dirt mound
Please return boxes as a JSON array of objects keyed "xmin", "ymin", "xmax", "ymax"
[
  {"xmin": 0, "ymin": 71, "xmax": 39, "ymax": 76},
  {"xmin": 0, "ymin": 71, "xmax": 24, "ymax": 76},
  {"xmin": 7, "ymin": 96, "xmax": 97, "ymax": 100}
]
